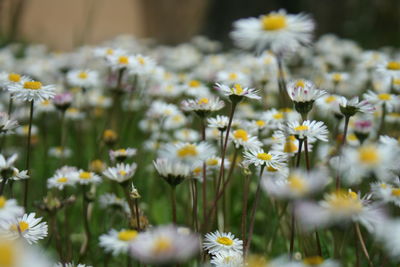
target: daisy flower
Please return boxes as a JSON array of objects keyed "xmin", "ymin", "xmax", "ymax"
[
  {"xmin": 173, "ymin": 129, "xmax": 200, "ymax": 142},
  {"xmin": 262, "ymin": 168, "xmax": 329, "ymax": 199},
  {"xmin": 339, "ymin": 96, "xmax": 375, "ymax": 116},
  {"xmin": 207, "ymin": 115, "xmax": 230, "ymax": 132},
  {"xmin": 203, "ymin": 230, "xmax": 243, "ymax": 255},
  {"xmin": 129, "ymin": 225, "xmax": 200, "ymax": 264},
  {"xmin": 129, "ymin": 54, "xmax": 156, "ymax": 75},
  {"xmin": 363, "ymin": 90, "xmax": 397, "ymax": 112},
  {"xmin": 159, "ymin": 142, "xmax": 215, "ymax": 164},
  {"xmin": 181, "ymin": 97, "xmax": 225, "ymax": 117},
  {"xmin": 0, "ymin": 239, "xmax": 53, "ymax": 267},
  {"xmin": 102, "ymin": 163, "xmax": 137, "ymax": 183},
  {"xmin": 243, "ymin": 148, "xmax": 286, "ymax": 169},
  {"xmin": 270, "ymin": 131, "xmax": 308, "ymax": 156},
  {"xmin": 210, "ymin": 250, "xmax": 243, "ymax": 267},
  {"xmin": 230, "ymin": 128, "xmax": 262, "ymax": 150},
  {"xmin": 181, "ymin": 79, "xmax": 210, "ymax": 97},
  {"xmin": 0, "ymin": 196, "xmax": 24, "ymax": 221},
  {"xmin": 0, "ymin": 72, "xmax": 30, "ymax": 88},
  {"xmin": 109, "ymin": 148, "xmax": 137, "ymax": 162},
  {"xmin": 376, "ymin": 60, "xmax": 400, "ymax": 78},
  {"xmin": 0, "ymin": 213, "xmax": 48, "ymax": 244},
  {"xmin": 296, "ymin": 190, "xmax": 386, "ymax": 232},
  {"xmin": 48, "ymin": 146, "xmax": 72, "ymax": 159},
  {"xmin": 286, "ymin": 79, "xmax": 325, "ymax": 115},
  {"xmin": 53, "ymin": 92, "xmax": 73, "ymax": 111},
  {"xmin": 284, "ymin": 120, "xmax": 329, "ymax": 142},
  {"xmin": 8, "ymin": 80, "xmax": 56, "ymax": 102},
  {"xmin": 215, "ymin": 83, "xmax": 260, "ymax": 103},
  {"xmin": 0, "ymin": 112, "xmax": 18, "ymax": 134},
  {"xmin": 66, "ymin": 69, "xmax": 99, "ymax": 88},
  {"xmin": 47, "ymin": 171, "xmax": 76, "ymax": 190},
  {"xmin": 99, "ymin": 228, "xmax": 138, "ymax": 255},
  {"xmin": 216, "ymin": 71, "xmax": 250, "ymax": 87},
  {"xmin": 107, "ymin": 53, "xmax": 134, "ymax": 70},
  {"xmin": 73, "ymin": 170, "xmax": 102, "ymax": 185},
  {"xmin": 153, "ymin": 158, "xmax": 190, "ymax": 186},
  {"xmin": 374, "ymin": 219, "xmax": 400, "ymax": 260},
  {"xmin": 99, "ymin": 193, "xmax": 129, "ymax": 213},
  {"xmin": 336, "ymin": 143, "xmax": 399, "ymax": 184},
  {"xmin": 231, "ymin": 9, "xmax": 315, "ymax": 53}
]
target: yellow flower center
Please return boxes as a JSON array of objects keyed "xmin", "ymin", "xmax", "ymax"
[
  {"xmin": 266, "ymin": 166, "xmax": 278, "ymax": 172},
  {"xmin": 118, "ymin": 170, "xmax": 127, "ymax": 176},
  {"xmin": 118, "ymin": 230, "xmax": 138, "ymax": 241},
  {"xmin": 23, "ymin": 81, "xmax": 42, "ymax": 90},
  {"xmin": 0, "ymin": 241, "xmax": 15, "ymax": 267},
  {"xmin": 325, "ymin": 95, "xmax": 336, "ymax": 103},
  {"xmin": 104, "ymin": 130, "xmax": 117, "ymax": 140},
  {"xmin": 106, "ymin": 49, "xmax": 114, "ymax": 55},
  {"xmin": 261, "ymin": 14, "xmax": 287, "ymax": 31},
  {"xmin": 117, "ymin": 149, "xmax": 127, "ymax": 154},
  {"xmin": 78, "ymin": 72, "xmax": 88, "ymax": 79},
  {"xmin": 11, "ymin": 221, "xmax": 29, "ymax": 232},
  {"xmin": 273, "ymin": 112, "xmax": 284, "ymax": 120},
  {"xmin": 152, "ymin": 237, "xmax": 173, "ymax": 254},
  {"xmin": 193, "ymin": 167, "xmax": 202, "ymax": 175},
  {"xmin": 228, "ymin": 73, "xmax": 238, "ymax": 80},
  {"xmin": 303, "ymin": 256, "xmax": 324, "ymax": 265},
  {"xmin": 284, "ymin": 140, "xmax": 298, "ymax": 153},
  {"xmin": 358, "ymin": 146, "xmax": 379, "ymax": 165},
  {"xmin": 206, "ymin": 158, "xmax": 219, "ymax": 166},
  {"xmin": 386, "ymin": 61, "xmax": 400, "ymax": 70},
  {"xmin": 255, "ymin": 120, "xmax": 265, "ymax": 127},
  {"xmin": 295, "ymin": 80, "xmax": 305, "ymax": 88},
  {"xmin": 79, "ymin": 172, "xmax": 92, "ymax": 179},
  {"xmin": 189, "ymin": 80, "xmax": 200, "ymax": 87},
  {"xmin": 332, "ymin": 73, "xmax": 342, "ymax": 83},
  {"xmin": 118, "ymin": 56, "xmax": 129, "ymax": 65},
  {"xmin": 233, "ymin": 129, "xmax": 248, "ymax": 141},
  {"xmin": 232, "ymin": 84, "xmax": 243, "ymax": 95},
  {"xmin": 257, "ymin": 153, "xmax": 272, "ymax": 161},
  {"xmin": 393, "ymin": 79, "xmax": 400, "ymax": 86},
  {"xmin": 0, "ymin": 197, "xmax": 6, "ymax": 208},
  {"xmin": 288, "ymin": 175, "xmax": 306, "ymax": 193},
  {"xmin": 378, "ymin": 93, "xmax": 391, "ymax": 101},
  {"xmin": 177, "ymin": 144, "xmax": 198, "ymax": 157},
  {"xmin": 327, "ymin": 191, "xmax": 363, "ymax": 212},
  {"xmin": 198, "ymin": 98, "xmax": 209, "ymax": 105},
  {"xmin": 380, "ymin": 183, "xmax": 387, "ymax": 189},
  {"xmin": 216, "ymin": 236, "xmax": 233, "ymax": 246},
  {"xmin": 391, "ymin": 188, "xmax": 400, "ymax": 197},
  {"xmin": 8, "ymin": 73, "xmax": 21, "ymax": 83},
  {"xmin": 348, "ymin": 134, "xmax": 358, "ymax": 141},
  {"xmin": 294, "ymin": 125, "xmax": 308, "ymax": 131},
  {"xmin": 57, "ymin": 177, "xmax": 68, "ymax": 183},
  {"xmin": 137, "ymin": 56, "xmax": 145, "ymax": 65}
]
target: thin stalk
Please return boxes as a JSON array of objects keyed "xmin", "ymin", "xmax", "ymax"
[
  {"xmin": 336, "ymin": 115, "xmax": 350, "ymax": 190},
  {"xmin": 122, "ymin": 184, "xmax": 140, "ymax": 230},
  {"xmin": 134, "ymin": 199, "xmax": 141, "ymax": 231},
  {"xmin": 241, "ymin": 174, "xmax": 250, "ymax": 257},
  {"xmin": 79, "ymin": 185, "xmax": 91, "ymax": 259},
  {"xmin": 201, "ymin": 118, "xmax": 207, "ymax": 225},
  {"xmin": 171, "ymin": 186, "xmax": 177, "ymax": 224},
  {"xmin": 296, "ymin": 139, "xmax": 304, "ymax": 167},
  {"xmin": 289, "ymin": 204, "xmax": 296, "ymax": 258},
  {"xmin": 245, "ymin": 165, "xmax": 265, "ymax": 255},
  {"xmin": 304, "ymin": 138, "xmax": 311, "ymax": 170},
  {"xmin": 7, "ymin": 94, "xmax": 14, "ymax": 116},
  {"xmin": 355, "ymin": 223, "xmax": 373, "ymax": 267},
  {"xmin": 378, "ymin": 103, "xmax": 387, "ymax": 136},
  {"xmin": 23, "ymin": 100, "xmax": 34, "ymax": 209},
  {"xmin": 193, "ymin": 180, "xmax": 199, "ymax": 232},
  {"xmin": 0, "ymin": 178, "xmax": 7, "ymax": 195}
]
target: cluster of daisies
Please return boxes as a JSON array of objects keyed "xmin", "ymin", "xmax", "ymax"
[{"xmin": 0, "ymin": 7, "xmax": 399, "ymax": 267}]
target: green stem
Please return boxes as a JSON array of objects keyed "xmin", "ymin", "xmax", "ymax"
[{"xmin": 23, "ymin": 100, "xmax": 34, "ymax": 209}]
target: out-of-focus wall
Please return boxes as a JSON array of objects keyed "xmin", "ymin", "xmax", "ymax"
[{"xmin": 1, "ymin": 0, "xmax": 209, "ymax": 50}]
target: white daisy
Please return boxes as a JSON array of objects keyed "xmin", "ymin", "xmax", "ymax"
[
  {"xmin": 173, "ymin": 129, "xmax": 200, "ymax": 142},
  {"xmin": 8, "ymin": 80, "xmax": 56, "ymax": 102},
  {"xmin": 102, "ymin": 163, "xmax": 137, "ymax": 183},
  {"xmin": 159, "ymin": 142, "xmax": 215, "ymax": 163},
  {"xmin": 153, "ymin": 158, "xmax": 191, "ymax": 186},
  {"xmin": 0, "ymin": 112, "xmax": 18, "ymax": 134},
  {"xmin": 210, "ymin": 250, "xmax": 243, "ymax": 267},
  {"xmin": 66, "ymin": 69, "xmax": 99, "ymax": 88},
  {"xmin": 72, "ymin": 170, "xmax": 102, "ymax": 185},
  {"xmin": 230, "ymin": 128, "xmax": 262, "ymax": 150},
  {"xmin": 215, "ymin": 83, "xmax": 260, "ymax": 102},
  {"xmin": 287, "ymin": 79, "xmax": 326, "ymax": 103},
  {"xmin": 231, "ymin": 9, "xmax": 315, "ymax": 53},
  {"xmin": 243, "ymin": 148, "xmax": 286, "ymax": 169},
  {"xmin": 0, "ymin": 212, "xmax": 48, "ymax": 244},
  {"xmin": 283, "ymin": 120, "xmax": 329, "ymax": 142},
  {"xmin": 99, "ymin": 228, "xmax": 138, "ymax": 255},
  {"xmin": 129, "ymin": 225, "xmax": 200, "ymax": 264},
  {"xmin": 339, "ymin": 96, "xmax": 375, "ymax": 116},
  {"xmin": 208, "ymin": 115, "xmax": 230, "ymax": 132},
  {"xmin": 109, "ymin": 148, "xmax": 137, "ymax": 162},
  {"xmin": 181, "ymin": 97, "xmax": 225, "ymax": 117},
  {"xmin": 363, "ymin": 90, "xmax": 397, "ymax": 112},
  {"xmin": 0, "ymin": 197, "xmax": 24, "ymax": 221},
  {"xmin": 216, "ymin": 71, "xmax": 250, "ymax": 87},
  {"xmin": 203, "ymin": 230, "xmax": 243, "ymax": 255}
]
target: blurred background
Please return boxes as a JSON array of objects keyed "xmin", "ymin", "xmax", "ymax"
[{"xmin": 1, "ymin": 0, "xmax": 399, "ymax": 50}]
